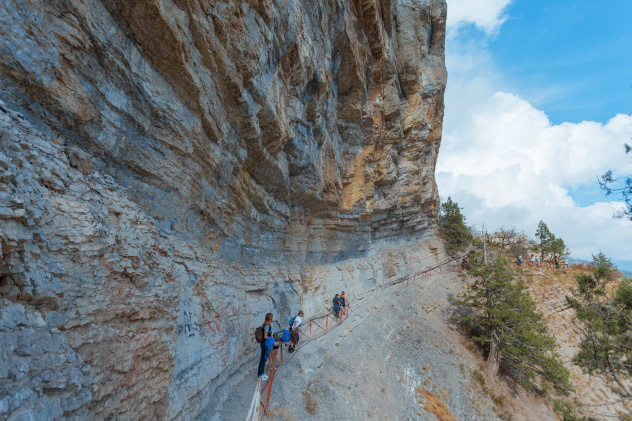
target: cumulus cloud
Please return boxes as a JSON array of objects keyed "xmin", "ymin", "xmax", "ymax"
[
  {"xmin": 437, "ymin": 91, "xmax": 632, "ymax": 263},
  {"xmin": 440, "ymin": 4, "xmax": 632, "ymax": 267},
  {"xmin": 443, "ymin": 42, "xmax": 506, "ymax": 132},
  {"xmin": 446, "ymin": 0, "xmax": 512, "ymax": 35}
]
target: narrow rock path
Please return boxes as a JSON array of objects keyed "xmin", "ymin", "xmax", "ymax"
[
  {"xmin": 205, "ymin": 269, "xmax": 557, "ymax": 420},
  {"xmin": 205, "ymin": 271, "xmax": 470, "ymax": 420},
  {"xmin": 259, "ymin": 271, "xmax": 479, "ymax": 421}
]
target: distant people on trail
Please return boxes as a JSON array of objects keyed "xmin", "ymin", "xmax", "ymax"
[
  {"xmin": 531, "ymin": 254, "xmax": 536, "ymax": 266},
  {"xmin": 257, "ymin": 312, "xmax": 276, "ymax": 381},
  {"xmin": 535, "ymin": 255, "xmax": 541, "ymax": 267},
  {"xmin": 517, "ymin": 255, "xmax": 523, "ymax": 266},
  {"xmin": 461, "ymin": 257, "xmax": 470, "ymax": 270},
  {"xmin": 554, "ymin": 256, "xmax": 560, "ymax": 269},
  {"xmin": 564, "ymin": 257, "xmax": 569, "ymax": 269},
  {"xmin": 288, "ymin": 310, "xmax": 303, "ymax": 353},
  {"xmin": 333, "ymin": 294, "xmax": 342, "ymax": 320}
]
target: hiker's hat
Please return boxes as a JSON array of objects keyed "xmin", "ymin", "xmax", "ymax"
[{"xmin": 298, "ymin": 310, "xmax": 304, "ymax": 315}]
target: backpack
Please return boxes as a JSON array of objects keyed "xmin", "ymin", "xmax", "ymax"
[
  {"xmin": 289, "ymin": 316, "xmax": 296, "ymax": 329},
  {"xmin": 255, "ymin": 325, "xmax": 264, "ymax": 343}
]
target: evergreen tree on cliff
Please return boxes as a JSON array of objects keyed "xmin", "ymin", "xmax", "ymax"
[
  {"xmin": 599, "ymin": 143, "xmax": 632, "ymax": 220},
  {"xmin": 451, "ymin": 258, "xmax": 571, "ymax": 392},
  {"xmin": 535, "ymin": 221, "xmax": 553, "ymax": 261},
  {"xmin": 567, "ymin": 252, "xmax": 632, "ymax": 399},
  {"xmin": 439, "ymin": 197, "xmax": 472, "ymax": 254}
]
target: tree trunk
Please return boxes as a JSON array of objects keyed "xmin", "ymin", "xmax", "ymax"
[{"xmin": 487, "ymin": 332, "xmax": 500, "ymax": 380}]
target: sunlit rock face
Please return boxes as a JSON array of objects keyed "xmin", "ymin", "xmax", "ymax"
[{"xmin": 0, "ymin": 0, "xmax": 447, "ymax": 419}]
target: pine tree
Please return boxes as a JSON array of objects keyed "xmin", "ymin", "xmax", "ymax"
[
  {"xmin": 599, "ymin": 143, "xmax": 632, "ymax": 221},
  {"xmin": 535, "ymin": 221, "xmax": 553, "ymax": 262},
  {"xmin": 550, "ymin": 236, "xmax": 568, "ymax": 260},
  {"xmin": 439, "ymin": 197, "xmax": 473, "ymax": 254},
  {"xmin": 451, "ymin": 258, "xmax": 571, "ymax": 392},
  {"xmin": 567, "ymin": 253, "xmax": 632, "ymax": 399}
]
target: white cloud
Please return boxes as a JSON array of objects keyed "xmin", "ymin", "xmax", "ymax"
[
  {"xmin": 440, "ymin": 2, "xmax": 632, "ymax": 269},
  {"xmin": 446, "ymin": 0, "xmax": 512, "ymax": 35},
  {"xmin": 443, "ymin": 42, "xmax": 506, "ymax": 133},
  {"xmin": 437, "ymin": 90, "xmax": 632, "ymax": 263}
]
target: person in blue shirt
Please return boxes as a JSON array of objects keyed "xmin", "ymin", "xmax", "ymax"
[{"xmin": 258, "ymin": 313, "xmax": 274, "ymax": 381}]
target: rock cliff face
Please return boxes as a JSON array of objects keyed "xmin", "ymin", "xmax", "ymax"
[{"xmin": 0, "ymin": 0, "xmax": 447, "ymax": 419}]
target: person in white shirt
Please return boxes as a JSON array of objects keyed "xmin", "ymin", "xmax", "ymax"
[{"xmin": 288, "ymin": 310, "xmax": 303, "ymax": 353}]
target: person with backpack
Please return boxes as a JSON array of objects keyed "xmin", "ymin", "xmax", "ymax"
[
  {"xmin": 333, "ymin": 294, "xmax": 342, "ymax": 320},
  {"xmin": 256, "ymin": 312, "xmax": 275, "ymax": 381},
  {"xmin": 461, "ymin": 257, "xmax": 470, "ymax": 270},
  {"xmin": 516, "ymin": 255, "xmax": 523, "ymax": 266},
  {"xmin": 288, "ymin": 310, "xmax": 303, "ymax": 353}
]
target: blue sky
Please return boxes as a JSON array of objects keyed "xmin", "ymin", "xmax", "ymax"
[
  {"xmin": 437, "ymin": 0, "xmax": 632, "ymax": 270},
  {"xmin": 487, "ymin": 0, "xmax": 632, "ymax": 125}
]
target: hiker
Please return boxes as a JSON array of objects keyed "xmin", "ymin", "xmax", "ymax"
[
  {"xmin": 517, "ymin": 255, "xmax": 523, "ymax": 266},
  {"xmin": 535, "ymin": 255, "xmax": 541, "ymax": 267},
  {"xmin": 288, "ymin": 310, "xmax": 303, "ymax": 353},
  {"xmin": 530, "ymin": 254, "xmax": 536, "ymax": 266},
  {"xmin": 340, "ymin": 291, "xmax": 348, "ymax": 316},
  {"xmin": 564, "ymin": 257, "xmax": 569, "ymax": 269},
  {"xmin": 257, "ymin": 312, "xmax": 276, "ymax": 381},
  {"xmin": 461, "ymin": 257, "xmax": 470, "ymax": 270},
  {"xmin": 554, "ymin": 256, "xmax": 560, "ymax": 269},
  {"xmin": 333, "ymin": 294, "xmax": 342, "ymax": 320}
]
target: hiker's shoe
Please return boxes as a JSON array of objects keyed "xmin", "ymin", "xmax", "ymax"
[
  {"xmin": 288, "ymin": 346, "xmax": 295, "ymax": 353},
  {"xmin": 260, "ymin": 374, "xmax": 268, "ymax": 381}
]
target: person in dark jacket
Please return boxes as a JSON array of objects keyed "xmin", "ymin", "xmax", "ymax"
[{"xmin": 333, "ymin": 294, "xmax": 342, "ymax": 320}]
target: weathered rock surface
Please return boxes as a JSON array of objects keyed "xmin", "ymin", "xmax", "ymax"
[{"xmin": 0, "ymin": 0, "xmax": 447, "ymax": 419}]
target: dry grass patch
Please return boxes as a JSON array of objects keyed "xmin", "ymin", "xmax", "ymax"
[
  {"xmin": 266, "ymin": 405, "xmax": 295, "ymax": 420},
  {"xmin": 416, "ymin": 387, "xmax": 456, "ymax": 421}
]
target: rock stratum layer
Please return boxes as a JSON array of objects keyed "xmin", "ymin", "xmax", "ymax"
[{"xmin": 0, "ymin": 0, "xmax": 447, "ymax": 419}]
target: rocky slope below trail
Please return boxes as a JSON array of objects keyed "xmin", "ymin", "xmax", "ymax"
[
  {"xmin": 519, "ymin": 265, "xmax": 631, "ymax": 419},
  {"xmin": 0, "ymin": 2, "xmax": 447, "ymax": 418}
]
